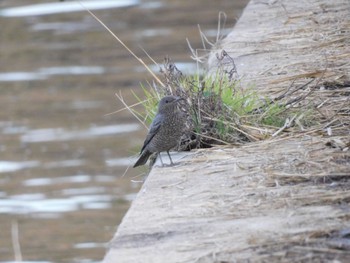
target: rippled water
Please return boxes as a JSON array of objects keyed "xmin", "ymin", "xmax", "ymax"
[
  {"xmin": 0, "ymin": 1, "xmax": 139, "ymax": 17},
  {"xmin": 0, "ymin": 0, "xmax": 247, "ymax": 262}
]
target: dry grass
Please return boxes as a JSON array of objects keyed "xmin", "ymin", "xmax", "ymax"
[
  {"xmin": 180, "ymin": 135, "xmax": 350, "ymax": 262},
  {"xmin": 133, "ymin": 52, "xmax": 349, "ymax": 153}
]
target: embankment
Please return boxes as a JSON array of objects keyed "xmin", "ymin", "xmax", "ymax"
[{"xmin": 104, "ymin": 0, "xmax": 350, "ymax": 262}]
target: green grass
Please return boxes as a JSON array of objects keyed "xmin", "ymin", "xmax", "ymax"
[{"xmin": 131, "ymin": 63, "xmax": 315, "ymax": 148}]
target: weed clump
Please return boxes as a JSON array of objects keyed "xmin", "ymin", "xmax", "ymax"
[{"xmin": 132, "ymin": 51, "xmax": 318, "ymax": 150}]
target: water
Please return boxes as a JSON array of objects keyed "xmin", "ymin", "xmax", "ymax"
[
  {"xmin": 0, "ymin": 0, "xmax": 248, "ymax": 262},
  {"xmin": 0, "ymin": 1, "xmax": 139, "ymax": 17}
]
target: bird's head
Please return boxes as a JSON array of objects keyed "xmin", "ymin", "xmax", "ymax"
[{"xmin": 157, "ymin": 95, "xmax": 184, "ymax": 113}]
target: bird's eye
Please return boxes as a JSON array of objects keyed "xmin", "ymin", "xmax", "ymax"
[{"xmin": 165, "ymin": 100, "xmax": 169, "ymax": 103}]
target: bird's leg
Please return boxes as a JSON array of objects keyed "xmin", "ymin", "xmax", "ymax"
[
  {"xmin": 158, "ymin": 152, "xmax": 164, "ymax": 167},
  {"xmin": 166, "ymin": 151, "xmax": 174, "ymax": 166}
]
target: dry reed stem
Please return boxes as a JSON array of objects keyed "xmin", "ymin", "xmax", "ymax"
[
  {"xmin": 114, "ymin": 91, "xmax": 149, "ymax": 130},
  {"xmin": 11, "ymin": 220, "xmax": 22, "ymax": 262}
]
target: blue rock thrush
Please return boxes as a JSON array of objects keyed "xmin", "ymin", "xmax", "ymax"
[{"xmin": 133, "ymin": 95, "xmax": 186, "ymax": 167}]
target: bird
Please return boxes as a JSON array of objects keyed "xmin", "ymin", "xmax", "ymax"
[{"xmin": 133, "ymin": 95, "xmax": 186, "ymax": 168}]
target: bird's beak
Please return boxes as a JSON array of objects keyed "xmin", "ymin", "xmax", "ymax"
[{"xmin": 175, "ymin": 97, "xmax": 185, "ymax": 102}]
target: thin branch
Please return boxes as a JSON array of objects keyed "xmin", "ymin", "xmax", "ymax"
[
  {"xmin": 115, "ymin": 91, "xmax": 148, "ymax": 130},
  {"xmin": 11, "ymin": 220, "xmax": 22, "ymax": 262},
  {"xmin": 272, "ymin": 115, "xmax": 297, "ymax": 137},
  {"xmin": 104, "ymin": 99, "xmax": 147, "ymax": 117}
]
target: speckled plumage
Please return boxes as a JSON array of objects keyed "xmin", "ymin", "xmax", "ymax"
[{"xmin": 133, "ymin": 95, "xmax": 186, "ymax": 167}]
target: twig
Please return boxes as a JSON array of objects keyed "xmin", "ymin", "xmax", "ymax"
[
  {"xmin": 216, "ymin": 12, "xmax": 227, "ymax": 43},
  {"xmin": 272, "ymin": 115, "xmax": 297, "ymax": 137},
  {"xmin": 104, "ymin": 99, "xmax": 147, "ymax": 116},
  {"xmin": 193, "ymin": 131, "xmax": 232, "ymax": 145},
  {"xmin": 115, "ymin": 91, "xmax": 148, "ymax": 130},
  {"xmin": 11, "ymin": 220, "xmax": 22, "ymax": 262}
]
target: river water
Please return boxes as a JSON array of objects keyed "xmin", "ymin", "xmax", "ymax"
[{"xmin": 0, "ymin": 0, "xmax": 247, "ymax": 262}]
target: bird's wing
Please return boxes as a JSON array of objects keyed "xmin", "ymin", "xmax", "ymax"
[{"xmin": 140, "ymin": 114, "xmax": 163, "ymax": 153}]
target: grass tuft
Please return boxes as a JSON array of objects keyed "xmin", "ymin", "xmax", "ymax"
[{"xmin": 130, "ymin": 54, "xmax": 319, "ymax": 150}]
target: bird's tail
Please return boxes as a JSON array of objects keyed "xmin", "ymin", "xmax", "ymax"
[{"xmin": 133, "ymin": 150, "xmax": 152, "ymax": 168}]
